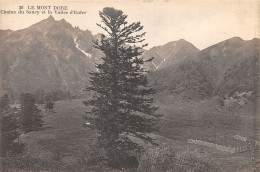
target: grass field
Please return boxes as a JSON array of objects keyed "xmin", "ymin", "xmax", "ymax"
[
  {"xmin": 19, "ymin": 92, "xmax": 258, "ymax": 171},
  {"xmin": 20, "ymin": 99, "xmax": 96, "ymax": 164},
  {"xmin": 156, "ymin": 92, "xmax": 255, "ymax": 144},
  {"xmin": 155, "ymin": 91, "xmax": 257, "ymax": 171}
]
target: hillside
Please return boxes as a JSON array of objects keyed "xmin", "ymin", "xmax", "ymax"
[
  {"xmin": 1, "ymin": 16, "xmax": 259, "ymax": 108},
  {"xmin": 0, "ymin": 16, "xmax": 99, "ymax": 98},
  {"xmin": 197, "ymin": 37, "xmax": 259, "ymax": 87},
  {"xmin": 142, "ymin": 39, "xmax": 199, "ymax": 71},
  {"xmin": 149, "ymin": 59, "xmax": 213, "ymax": 99},
  {"xmin": 149, "ymin": 37, "xmax": 260, "ymax": 104},
  {"xmin": 16, "ymin": 98, "xmax": 255, "ymax": 172}
]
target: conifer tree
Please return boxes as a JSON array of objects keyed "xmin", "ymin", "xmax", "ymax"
[
  {"xmin": 0, "ymin": 94, "xmax": 24, "ymax": 157},
  {"xmin": 84, "ymin": 7, "xmax": 160, "ymax": 169},
  {"xmin": 44, "ymin": 100, "xmax": 54, "ymax": 112},
  {"xmin": 20, "ymin": 93, "xmax": 43, "ymax": 133}
]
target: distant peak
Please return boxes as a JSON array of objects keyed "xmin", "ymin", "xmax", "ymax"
[
  {"xmin": 56, "ymin": 18, "xmax": 73, "ymax": 29},
  {"xmin": 28, "ymin": 15, "xmax": 56, "ymax": 30},
  {"xmin": 229, "ymin": 37, "xmax": 243, "ymax": 41},
  {"xmin": 47, "ymin": 15, "xmax": 55, "ymax": 21},
  {"xmin": 57, "ymin": 18, "xmax": 70, "ymax": 26},
  {"xmin": 222, "ymin": 37, "xmax": 244, "ymax": 45},
  {"xmin": 0, "ymin": 29, "xmax": 13, "ymax": 32},
  {"xmin": 250, "ymin": 38, "xmax": 260, "ymax": 44},
  {"xmin": 178, "ymin": 39, "xmax": 186, "ymax": 42},
  {"xmin": 168, "ymin": 39, "xmax": 191, "ymax": 45},
  {"xmin": 168, "ymin": 39, "xmax": 189, "ymax": 44},
  {"xmin": 59, "ymin": 18, "xmax": 66, "ymax": 22},
  {"xmin": 85, "ymin": 29, "xmax": 92, "ymax": 34}
]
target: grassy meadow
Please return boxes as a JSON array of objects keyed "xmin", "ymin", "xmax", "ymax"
[{"xmin": 11, "ymin": 92, "xmax": 257, "ymax": 172}]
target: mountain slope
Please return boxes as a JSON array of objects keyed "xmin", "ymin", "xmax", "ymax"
[
  {"xmin": 142, "ymin": 39, "xmax": 199, "ymax": 71},
  {"xmin": 197, "ymin": 37, "xmax": 259, "ymax": 87},
  {"xmin": 214, "ymin": 38, "xmax": 260, "ymax": 107},
  {"xmin": 0, "ymin": 16, "xmax": 98, "ymax": 97},
  {"xmin": 149, "ymin": 37, "xmax": 260, "ymax": 102},
  {"xmin": 1, "ymin": 16, "xmax": 258, "ymax": 106},
  {"xmin": 149, "ymin": 58, "xmax": 213, "ymax": 99}
]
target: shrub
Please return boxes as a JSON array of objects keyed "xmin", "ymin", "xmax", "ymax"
[
  {"xmin": 44, "ymin": 100, "xmax": 55, "ymax": 111},
  {"xmin": 138, "ymin": 147, "xmax": 219, "ymax": 172},
  {"xmin": 138, "ymin": 147, "xmax": 178, "ymax": 172},
  {"xmin": 177, "ymin": 150, "xmax": 219, "ymax": 172}
]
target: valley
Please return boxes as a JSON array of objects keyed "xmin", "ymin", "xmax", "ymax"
[
  {"xmin": 0, "ymin": 15, "xmax": 259, "ymax": 171},
  {"xmin": 18, "ymin": 94, "xmax": 256, "ymax": 171}
]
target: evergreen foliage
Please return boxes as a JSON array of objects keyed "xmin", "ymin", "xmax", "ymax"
[
  {"xmin": 19, "ymin": 93, "xmax": 43, "ymax": 133},
  {"xmin": 44, "ymin": 100, "xmax": 55, "ymax": 111},
  {"xmin": 84, "ymin": 7, "xmax": 160, "ymax": 169},
  {"xmin": 0, "ymin": 94, "xmax": 24, "ymax": 157}
]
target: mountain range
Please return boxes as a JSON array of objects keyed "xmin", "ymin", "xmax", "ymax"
[
  {"xmin": 0, "ymin": 16, "xmax": 259, "ymax": 107},
  {"xmin": 0, "ymin": 16, "xmax": 101, "ymax": 97}
]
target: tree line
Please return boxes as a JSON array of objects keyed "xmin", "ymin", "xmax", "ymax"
[
  {"xmin": 6, "ymin": 89, "xmax": 71, "ymax": 104},
  {"xmin": 0, "ymin": 93, "xmax": 44, "ymax": 157}
]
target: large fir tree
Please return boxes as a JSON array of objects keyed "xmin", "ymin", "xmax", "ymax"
[
  {"xmin": 19, "ymin": 93, "xmax": 43, "ymax": 133},
  {"xmin": 84, "ymin": 7, "xmax": 160, "ymax": 169},
  {"xmin": 0, "ymin": 94, "xmax": 24, "ymax": 157}
]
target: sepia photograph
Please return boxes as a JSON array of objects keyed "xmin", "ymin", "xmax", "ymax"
[{"xmin": 0, "ymin": 0, "xmax": 259, "ymax": 171}]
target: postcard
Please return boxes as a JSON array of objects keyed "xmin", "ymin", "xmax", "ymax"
[{"xmin": 0, "ymin": 0, "xmax": 259, "ymax": 171}]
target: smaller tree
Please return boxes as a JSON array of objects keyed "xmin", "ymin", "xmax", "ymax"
[
  {"xmin": 0, "ymin": 94, "xmax": 24, "ymax": 157},
  {"xmin": 66, "ymin": 91, "xmax": 71, "ymax": 102},
  {"xmin": 34, "ymin": 89, "xmax": 45, "ymax": 104},
  {"xmin": 44, "ymin": 100, "xmax": 55, "ymax": 112},
  {"xmin": 19, "ymin": 93, "xmax": 43, "ymax": 133}
]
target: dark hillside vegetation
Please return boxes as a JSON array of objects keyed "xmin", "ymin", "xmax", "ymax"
[{"xmin": 149, "ymin": 38, "xmax": 260, "ymax": 108}]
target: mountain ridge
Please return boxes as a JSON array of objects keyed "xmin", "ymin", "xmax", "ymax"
[
  {"xmin": 0, "ymin": 16, "xmax": 97, "ymax": 98},
  {"xmin": 142, "ymin": 39, "xmax": 199, "ymax": 70},
  {"xmin": 149, "ymin": 37, "xmax": 259, "ymax": 108},
  {"xmin": 0, "ymin": 16, "xmax": 258, "ymax": 107}
]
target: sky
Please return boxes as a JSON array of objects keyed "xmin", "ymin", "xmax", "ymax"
[{"xmin": 0, "ymin": 0, "xmax": 259, "ymax": 50}]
